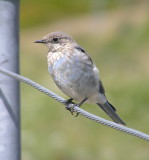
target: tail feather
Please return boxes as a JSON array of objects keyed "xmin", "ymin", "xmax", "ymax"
[{"xmin": 97, "ymin": 102, "xmax": 126, "ymax": 125}]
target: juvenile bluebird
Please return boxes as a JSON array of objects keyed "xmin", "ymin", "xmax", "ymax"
[{"xmin": 35, "ymin": 31, "xmax": 126, "ymax": 125}]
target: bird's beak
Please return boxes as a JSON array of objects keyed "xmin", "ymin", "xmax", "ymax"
[{"xmin": 34, "ymin": 40, "xmax": 46, "ymax": 43}]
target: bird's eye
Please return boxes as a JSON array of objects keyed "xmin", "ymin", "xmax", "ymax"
[{"xmin": 53, "ymin": 38, "xmax": 59, "ymax": 43}]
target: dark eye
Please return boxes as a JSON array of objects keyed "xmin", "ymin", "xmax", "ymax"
[{"xmin": 53, "ymin": 38, "xmax": 59, "ymax": 43}]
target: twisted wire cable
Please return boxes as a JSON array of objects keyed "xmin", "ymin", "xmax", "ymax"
[{"xmin": 0, "ymin": 67, "xmax": 149, "ymax": 141}]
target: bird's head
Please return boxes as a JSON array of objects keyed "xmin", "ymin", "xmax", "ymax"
[{"xmin": 34, "ymin": 31, "xmax": 74, "ymax": 51}]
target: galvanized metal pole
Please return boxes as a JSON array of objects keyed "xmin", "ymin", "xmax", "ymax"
[{"xmin": 0, "ymin": 0, "xmax": 20, "ymax": 160}]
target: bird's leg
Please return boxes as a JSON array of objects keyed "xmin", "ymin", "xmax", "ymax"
[
  {"xmin": 75, "ymin": 98, "xmax": 88, "ymax": 117},
  {"xmin": 65, "ymin": 98, "xmax": 75, "ymax": 114},
  {"xmin": 77, "ymin": 98, "xmax": 88, "ymax": 107},
  {"xmin": 65, "ymin": 98, "xmax": 74, "ymax": 105},
  {"xmin": 65, "ymin": 98, "xmax": 88, "ymax": 116}
]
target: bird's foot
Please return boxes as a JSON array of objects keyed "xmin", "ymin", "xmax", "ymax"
[
  {"xmin": 65, "ymin": 98, "xmax": 74, "ymax": 105},
  {"xmin": 65, "ymin": 98, "xmax": 88, "ymax": 117},
  {"xmin": 65, "ymin": 98, "xmax": 80, "ymax": 116},
  {"xmin": 65, "ymin": 98, "xmax": 75, "ymax": 115}
]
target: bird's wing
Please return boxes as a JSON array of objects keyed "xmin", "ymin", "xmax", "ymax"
[
  {"xmin": 74, "ymin": 46, "xmax": 93, "ymax": 65},
  {"xmin": 99, "ymin": 80, "xmax": 105, "ymax": 95}
]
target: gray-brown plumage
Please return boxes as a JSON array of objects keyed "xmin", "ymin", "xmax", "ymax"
[{"xmin": 35, "ymin": 31, "xmax": 126, "ymax": 125}]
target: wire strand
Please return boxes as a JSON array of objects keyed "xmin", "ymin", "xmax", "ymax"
[{"xmin": 0, "ymin": 67, "xmax": 149, "ymax": 141}]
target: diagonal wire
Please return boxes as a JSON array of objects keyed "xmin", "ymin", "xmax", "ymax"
[{"xmin": 0, "ymin": 67, "xmax": 149, "ymax": 141}]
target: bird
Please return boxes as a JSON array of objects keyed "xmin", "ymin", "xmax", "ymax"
[{"xmin": 34, "ymin": 31, "xmax": 126, "ymax": 125}]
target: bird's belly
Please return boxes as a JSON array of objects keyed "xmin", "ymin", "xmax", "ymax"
[{"xmin": 48, "ymin": 57, "xmax": 99, "ymax": 103}]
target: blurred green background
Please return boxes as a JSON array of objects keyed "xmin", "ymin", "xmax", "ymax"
[{"xmin": 20, "ymin": 0, "xmax": 149, "ymax": 160}]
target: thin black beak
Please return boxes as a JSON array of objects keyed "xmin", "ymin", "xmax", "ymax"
[{"xmin": 34, "ymin": 40, "xmax": 46, "ymax": 43}]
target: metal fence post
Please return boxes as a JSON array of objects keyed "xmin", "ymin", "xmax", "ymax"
[{"xmin": 0, "ymin": 0, "xmax": 20, "ymax": 160}]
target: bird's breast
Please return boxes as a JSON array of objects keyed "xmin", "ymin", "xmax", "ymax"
[
  {"xmin": 47, "ymin": 51, "xmax": 100, "ymax": 102},
  {"xmin": 47, "ymin": 51, "xmax": 72, "ymax": 74}
]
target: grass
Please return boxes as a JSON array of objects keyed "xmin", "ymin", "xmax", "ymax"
[{"xmin": 20, "ymin": 2, "xmax": 149, "ymax": 160}]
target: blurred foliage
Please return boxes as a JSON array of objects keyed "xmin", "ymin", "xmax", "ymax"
[
  {"xmin": 20, "ymin": 0, "xmax": 143, "ymax": 28},
  {"xmin": 20, "ymin": 0, "xmax": 149, "ymax": 160},
  {"xmin": 21, "ymin": 0, "xmax": 90, "ymax": 28}
]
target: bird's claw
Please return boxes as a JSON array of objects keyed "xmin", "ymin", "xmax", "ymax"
[
  {"xmin": 65, "ymin": 99, "xmax": 80, "ymax": 117},
  {"xmin": 65, "ymin": 103, "xmax": 75, "ymax": 115}
]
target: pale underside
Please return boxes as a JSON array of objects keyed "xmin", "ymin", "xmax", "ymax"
[{"xmin": 47, "ymin": 48, "xmax": 107, "ymax": 104}]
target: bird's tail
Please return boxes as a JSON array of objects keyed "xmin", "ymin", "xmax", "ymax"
[{"xmin": 97, "ymin": 102, "xmax": 126, "ymax": 125}]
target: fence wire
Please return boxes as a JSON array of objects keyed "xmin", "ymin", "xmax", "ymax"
[{"xmin": 0, "ymin": 67, "xmax": 149, "ymax": 141}]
